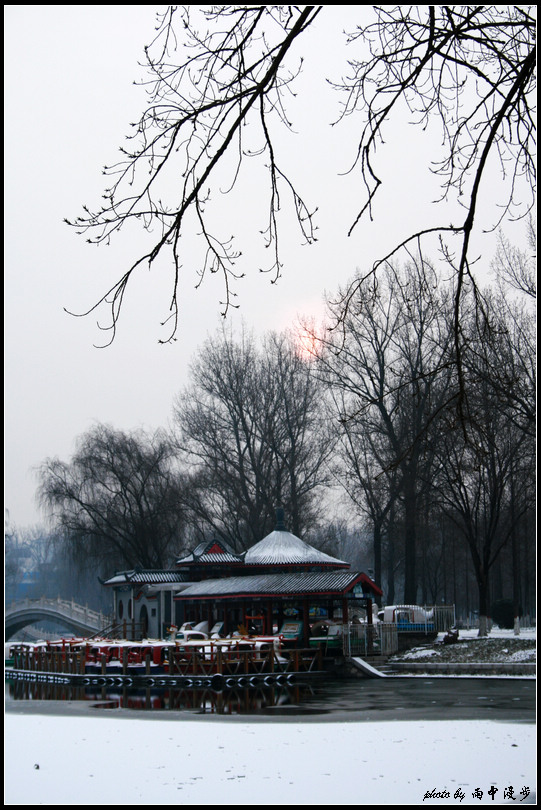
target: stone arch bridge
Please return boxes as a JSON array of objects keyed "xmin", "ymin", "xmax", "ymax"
[{"xmin": 5, "ymin": 598, "xmax": 110, "ymax": 641}]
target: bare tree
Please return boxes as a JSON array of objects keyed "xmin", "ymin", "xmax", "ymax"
[
  {"xmin": 174, "ymin": 326, "xmax": 332, "ymax": 549},
  {"xmin": 433, "ymin": 282, "xmax": 536, "ymax": 635},
  {"xmin": 66, "ymin": 6, "xmax": 535, "ymax": 348},
  {"xmin": 328, "ymin": 389, "xmax": 400, "ymax": 591},
  {"xmin": 491, "ymin": 219, "xmax": 536, "ymax": 300},
  {"xmin": 262, "ymin": 331, "xmax": 335, "ymax": 536},
  {"xmin": 175, "ymin": 328, "xmax": 274, "ymax": 548},
  {"xmin": 66, "ymin": 6, "xmax": 321, "ymax": 345},
  {"xmin": 38, "ymin": 424, "xmax": 188, "ymax": 571},
  {"xmin": 434, "ymin": 387, "xmax": 534, "ymax": 637},
  {"xmin": 483, "ymin": 225, "xmax": 536, "ymax": 449},
  {"xmin": 316, "ymin": 259, "xmax": 455, "ymax": 603}
]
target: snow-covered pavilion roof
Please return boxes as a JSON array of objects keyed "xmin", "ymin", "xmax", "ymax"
[{"xmin": 244, "ymin": 510, "xmax": 349, "ymax": 568}]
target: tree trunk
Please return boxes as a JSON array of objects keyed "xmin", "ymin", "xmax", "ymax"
[
  {"xmin": 386, "ymin": 533, "xmax": 395, "ymax": 605},
  {"xmin": 373, "ymin": 521, "xmax": 382, "ymax": 592},
  {"xmin": 403, "ymin": 479, "xmax": 417, "ymax": 604},
  {"xmin": 510, "ymin": 469, "xmax": 521, "ymax": 636},
  {"xmin": 477, "ymin": 574, "xmax": 490, "ymax": 638}
]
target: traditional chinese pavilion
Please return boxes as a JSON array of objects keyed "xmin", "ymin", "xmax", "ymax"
[{"xmin": 103, "ymin": 508, "xmax": 382, "ymax": 645}]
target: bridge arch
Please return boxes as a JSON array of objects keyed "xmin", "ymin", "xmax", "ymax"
[{"xmin": 5, "ymin": 598, "xmax": 108, "ymax": 640}]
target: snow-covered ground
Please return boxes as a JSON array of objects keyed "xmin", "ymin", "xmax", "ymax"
[
  {"xmin": 4, "ymin": 712, "xmax": 536, "ymax": 805},
  {"xmin": 5, "ymin": 627, "xmax": 536, "ymax": 805},
  {"xmin": 392, "ymin": 627, "xmax": 537, "ymax": 666},
  {"xmin": 455, "ymin": 628, "xmax": 536, "ymax": 640}
]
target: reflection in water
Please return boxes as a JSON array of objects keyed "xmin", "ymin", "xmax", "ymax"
[
  {"xmin": 6, "ymin": 676, "xmax": 535, "ymax": 721},
  {"xmin": 6, "ymin": 678, "xmax": 325, "ymax": 716}
]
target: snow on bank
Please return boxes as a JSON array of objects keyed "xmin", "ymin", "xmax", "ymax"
[
  {"xmin": 394, "ymin": 627, "xmax": 536, "ymax": 665},
  {"xmin": 459, "ymin": 625, "xmax": 537, "ymax": 639},
  {"xmin": 4, "ymin": 714, "xmax": 536, "ymax": 805},
  {"xmin": 456, "ymin": 628, "xmax": 536, "ymax": 642}
]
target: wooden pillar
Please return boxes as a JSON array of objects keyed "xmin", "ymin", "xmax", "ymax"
[
  {"xmin": 328, "ymin": 599, "xmax": 334, "ymax": 621},
  {"xmin": 177, "ymin": 598, "xmax": 185, "ymax": 629},
  {"xmin": 303, "ymin": 601, "xmax": 310, "ymax": 646},
  {"xmin": 342, "ymin": 598, "xmax": 349, "ymax": 625},
  {"xmin": 266, "ymin": 600, "xmax": 273, "ymax": 635},
  {"xmin": 277, "ymin": 601, "xmax": 284, "ymax": 633}
]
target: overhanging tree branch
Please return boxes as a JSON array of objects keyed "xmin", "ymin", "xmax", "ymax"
[
  {"xmin": 66, "ymin": 5, "xmax": 535, "ymax": 349},
  {"xmin": 66, "ymin": 6, "xmax": 322, "ymax": 346}
]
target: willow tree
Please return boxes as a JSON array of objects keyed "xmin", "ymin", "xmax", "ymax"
[{"xmin": 38, "ymin": 424, "xmax": 188, "ymax": 571}]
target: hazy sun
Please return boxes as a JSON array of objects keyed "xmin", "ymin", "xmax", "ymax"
[{"xmin": 296, "ymin": 328, "xmax": 320, "ymax": 361}]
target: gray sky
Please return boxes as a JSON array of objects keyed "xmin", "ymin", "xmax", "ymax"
[{"xmin": 4, "ymin": 6, "xmax": 522, "ymax": 531}]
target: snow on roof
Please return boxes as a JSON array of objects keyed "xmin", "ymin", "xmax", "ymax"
[
  {"xmin": 176, "ymin": 538, "xmax": 243, "ymax": 566},
  {"xmin": 244, "ymin": 528, "xmax": 349, "ymax": 567},
  {"xmin": 175, "ymin": 570, "xmax": 363, "ymax": 599},
  {"xmin": 103, "ymin": 570, "xmax": 187, "ymax": 586},
  {"xmin": 176, "ymin": 551, "xmax": 242, "ymax": 565}
]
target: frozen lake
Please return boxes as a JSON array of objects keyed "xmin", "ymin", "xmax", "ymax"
[{"xmin": 6, "ymin": 675, "xmax": 535, "ymax": 723}]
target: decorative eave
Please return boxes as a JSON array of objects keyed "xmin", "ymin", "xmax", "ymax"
[
  {"xmin": 102, "ymin": 570, "xmax": 188, "ymax": 587},
  {"xmin": 358, "ymin": 572, "xmax": 383, "ymax": 598},
  {"xmin": 175, "ymin": 537, "xmax": 243, "ymax": 566}
]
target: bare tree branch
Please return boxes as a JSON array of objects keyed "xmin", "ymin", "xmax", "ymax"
[
  {"xmin": 66, "ymin": 6, "xmax": 322, "ymax": 345},
  {"xmin": 66, "ymin": 6, "xmax": 535, "ymax": 349}
]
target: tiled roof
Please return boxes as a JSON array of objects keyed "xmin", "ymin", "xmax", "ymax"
[
  {"xmin": 202, "ymin": 553, "xmax": 242, "ymax": 563},
  {"xmin": 103, "ymin": 570, "xmax": 188, "ymax": 586},
  {"xmin": 174, "ymin": 570, "xmax": 365, "ymax": 599}
]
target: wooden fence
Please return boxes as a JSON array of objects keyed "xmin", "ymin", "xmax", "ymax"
[
  {"xmin": 166, "ymin": 645, "xmax": 322, "ymax": 678},
  {"xmin": 9, "ymin": 643, "xmax": 323, "ymax": 681}
]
